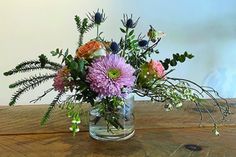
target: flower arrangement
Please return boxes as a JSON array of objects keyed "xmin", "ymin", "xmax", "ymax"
[{"xmin": 4, "ymin": 9, "xmax": 230, "ymax": 138}]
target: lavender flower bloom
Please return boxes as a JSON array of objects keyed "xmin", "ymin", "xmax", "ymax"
[{"xmin": 86, "ymin": 54, "xmax": 136, "ymax": 97}]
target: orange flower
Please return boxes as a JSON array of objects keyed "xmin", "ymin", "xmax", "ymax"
[
  {"xmin": 60, "ymin": 66, "xmax": 70, "ymax": 77},
  {"xmin": 76, "ymin": 41, "xmax": 102, "ymax": 58}
]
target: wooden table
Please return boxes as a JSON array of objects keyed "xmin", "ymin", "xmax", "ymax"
[{"xmin": 0, "ymin": 100, "xmax": 236, "ymax": 157}]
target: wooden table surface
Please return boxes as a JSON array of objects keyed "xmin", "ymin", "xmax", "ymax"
[{"xmin": 0, "ymin": 100, "xmax": 236, "ymax": 157}]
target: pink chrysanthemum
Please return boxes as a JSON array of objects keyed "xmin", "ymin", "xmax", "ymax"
[
  {"xmin": 86, "ymin": 54, "xmax": 136, "ymax": 97},
  {"xmin": 53, "ymin": 66, "xmax": 70, "ymax": 92}
]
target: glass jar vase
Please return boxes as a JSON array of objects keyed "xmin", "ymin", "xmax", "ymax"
[{"xmin": 89, "ymin": 94, "xmax": 135, "ymax": 141}]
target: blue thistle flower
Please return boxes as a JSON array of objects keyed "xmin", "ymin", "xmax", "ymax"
[
  {"xmin": 95, "ymin": 12, "xmax": 102, "ymax": 24},
  {"xmin": 126, "ymin": 19, "xmax": 133, "ymax": 28},
  {"xmin": 87, "ymin": 9, "xmax": 106, "ymax": 25},
  {"xmin": 110, "ymin": 42, "xmax": 119, "ymax": 54},
  {"xmin": 121, "ymin": 14, "xmax": 139, "ymax": 29},
  {"xmin": 138, "ymin": 40, "xmax": 148, "ymax": 47}
]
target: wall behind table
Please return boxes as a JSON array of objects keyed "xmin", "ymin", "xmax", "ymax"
[{"xmin": 1, "ymin": 0, "xmax": 236, "ymax": 105}]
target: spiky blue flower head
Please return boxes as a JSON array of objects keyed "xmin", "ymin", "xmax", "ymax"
[
  {"xmin": 121, "ymin": 14, "xmax": 139, "ymax": 29},
  {"xmin": 138, "ymin": 40, "xmax": 148, "ymax": 47},
  {"xmin": 95, "ymin": 12, "xmax": 102, "ymax": 24},
  {"xmin": 87, "ymin": 9, "xmax": 106, "ymax": 25},
  {"xmin": 126, "ymin": 19, "xmax": 133, "ymax": 28},
  {"xmin": 110, "ymin": 42, "xmax": 119, "ymax": 54}
]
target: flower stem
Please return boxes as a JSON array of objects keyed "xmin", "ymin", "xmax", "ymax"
[
  {"xmin": 96, "ymin": 24, "xmax": 99, "ymax": 40},
  {"xmin": 121, "ymin": 27, "xmax": 129, "ymax": 57}
]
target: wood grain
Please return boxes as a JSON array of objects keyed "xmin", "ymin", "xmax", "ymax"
[
  {"xmin": 0, "ymin": 100, "xmax": 235, "ymax": 135},
  {"xmin": 0, "ymin": 100, "xmax": 236, "ymax": 157},
  {"xmin": 0, "ymin": 127, "xmax": 236, "ymax": 157}
]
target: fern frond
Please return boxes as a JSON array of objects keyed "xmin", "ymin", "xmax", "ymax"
[
  {"xmin": 40, "ymin": 92, "xmax": 64, "ymax": 126},
  {"xmin": 4, "ymin": 65, "xmax": 59, "ymax": 76},
  {"xmin": 4, "ymin": 60, "xmax": 62, "ymax": 76},
  {"xmin": 84, "ymin": 23, "xmax": 94, "ymax": 33},
  {"xmin": 47, "ymin": 61, "xmax": 62, "ymax": 69},
  {"xmin": 15, "ymin": 60, "xmax": 40, "ymax": 69},
  {"xmin": 75, "ymin": 15, "xmax": 81, "ymax": 32},
  {"xmin": 15, "ymin": 60, "xmax": 62, "ymax": 70},
  {"xmin": 9, "ymin": 74, "xmax": 56, "ymax": 106},
  {"xmin": 9, "ymin": 74, "xmax": 56, "ymax": 89}
]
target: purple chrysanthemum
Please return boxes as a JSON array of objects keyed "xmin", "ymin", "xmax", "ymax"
[{"xmin": 86, "ymin": 54, "xmax": 136, "ymax": 97}]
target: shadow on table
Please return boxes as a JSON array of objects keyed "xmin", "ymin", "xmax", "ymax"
[{"xmin": 58, "ymin": 133, "xmax": 146, "ymax": 157}]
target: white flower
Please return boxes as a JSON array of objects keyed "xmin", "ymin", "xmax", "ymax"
[
  {"xmin": 69, "ymin": 127, "xmax": 80, "ymax": 132},
  {"xmin": 164, "ymin": 103, "xmax": 173, "ymax": 111},
  {"xmin": 72, "ymin": 119, "xmax": 81, "ymax": 124},
  {"xmin": 213, "ymin": 129, "xmax": 220, "ymax": 136},
  {"xmin": 90, "ymin": 48, "xmax": 106, "ymax": 58},
  {"xmin": 176, "ymin": 102, "xmax": 183, "ymax": 108}
]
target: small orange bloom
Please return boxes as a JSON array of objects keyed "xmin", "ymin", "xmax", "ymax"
[
  {"xmin": 60, "ymin": 66, "xmax": 70, "ymax": 77},
  {"xmin": 76, "ymin": 41, "xmax": 102, "ymax": 58}
]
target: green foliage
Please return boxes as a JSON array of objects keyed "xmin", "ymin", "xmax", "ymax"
[
  {"xmin": 93, "ymin": 97, "xmax": 125, "ymax": 132},
  {"xmin": 4, "ymin": 10, "xmax": 229, "ymax": 137},
  {"xmin": 65, "ymin": 102, "xmax": 82, "ymax": 136},
  {"xmin": 4, "ymin": 56, "xmax": 62, "ymax": 76},
  {"xmin": 120, "ymin": 28, "xmax": 126, "ymax": 33},
  {"xmin": 160, "ymin": 51, "xmax": 194, "ymax": 70},
  {"xmin": 9, "ymin": 74, "xmax": 56, "ymax": 106},
  {"xmin": 41, "ymin": 92, "xmax": 64, "ymax": 126},
  {"xmin": 38, "ymin": 54, "xmax": 48, "ymax": 68},
  {"xmin": 74, "ymin": 15, "xmax": 94, "ymax": 46},
  {"xmin": 50, "ymin": 48, "xmax": 64, "ymax": 58},
  {"xmin": 4, "ymin": 54, "xmax": 62, "ymax": 106},
  {"xmin": 9, "ymin": 74, "xmax": 55, "ymax": 89},
  {"xmin": 119, "ymin": 27, "xmax": 142, "ymax": 69}
]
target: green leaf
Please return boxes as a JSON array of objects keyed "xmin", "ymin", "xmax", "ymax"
[
  {"xmin": 129, "ymin": 29, "xmax": 134, "ymax": 36},
  {"xmin": 64, "ymin": 49, "xmax": 69, "ymax": 57},
  {"xmin": 173, "ymin": 53, "xmax": 180, "ymax": 60},
  {"xmin": 164, "ymin": 58, "xmax": 171, "ymax": 64},
  {"xmin": 187, "ymin": 54, "xmax": 194, "ymax": 59},
  {"xmin": 154, "ymin": 50, "xmax": 159, "ymax": 54},
  {"xmin": 178, "ymin": 55, "xmax": 186, "ymax": 63},
  {"xmin": 184, "ymin": 51, "xmax": 194, "ymax": 59},
  {"xmin": 120, "ymin": 28, "xmax": 126, "ymax": 33},
  {"xmin": 184, "ymin": 51, "xmax": 188, "ymax": 56},
  {"xmin": 131, "ymin": 39, "xmax": 138, "ymax": 44},
  {"xmin": 78, "ymin": 59, "xmax": 85, "ymax": 73},
  {"xmin": 50, "ymin": 51, "xmax": 58, "ymax": 56},
  {"xmin": 74, "ymin": 15, "xmax": 81, "ymax": 30},
  {"xmin": 65, "ymin": 55, "xmax": 73, "ymax": 65},
  {"xmin": 56, "ymin": 48, "xmax": 60, "ymax": 54},
  {"xmin": 160, "ymin": 61, "xmax": 168, "ymax": 70},
  {"xmin": 170, "ymin": 59, "xmax": 177, "ymax": 66},
  {"xmin": 70, "ymin": 61, "xmax": 79, "ymax": 71},
  {"xmin": 129, "ymin": 35, "xmax": 135, "ymax": 40},
  {"xmin": 3, "ymin": 70, "xmax": 13, "ymax": 76},
  {"xmin": 67, "ymin": 55, "xmax": 73, "ymax": 61},
  {"xmin": 58, "ymin": 49, "xmax": 63, "ymax": 58}
]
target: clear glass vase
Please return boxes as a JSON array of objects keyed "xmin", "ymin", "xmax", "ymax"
[{"xmin": 89, "ymin": 94, "xmax": 135, "ymax": 141}]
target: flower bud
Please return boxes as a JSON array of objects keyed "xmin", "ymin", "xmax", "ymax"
[
  {"xmin": 138, "ymin": 40, "xmax": 148, "ymax": 47},
  {"xmin": 126, "ymin": 19, "xmax": 133, "ymax": 28},
  {"xmin": 110, "ymin": 42, "xmax": 119, "ymax": 54},
  {"xmin": 147, "ymin": 26, "xmax": 158, "ymax": 42},
  {"xmin": 95, "ymin": 12, "xmax": 102, "ymax": 24}
]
